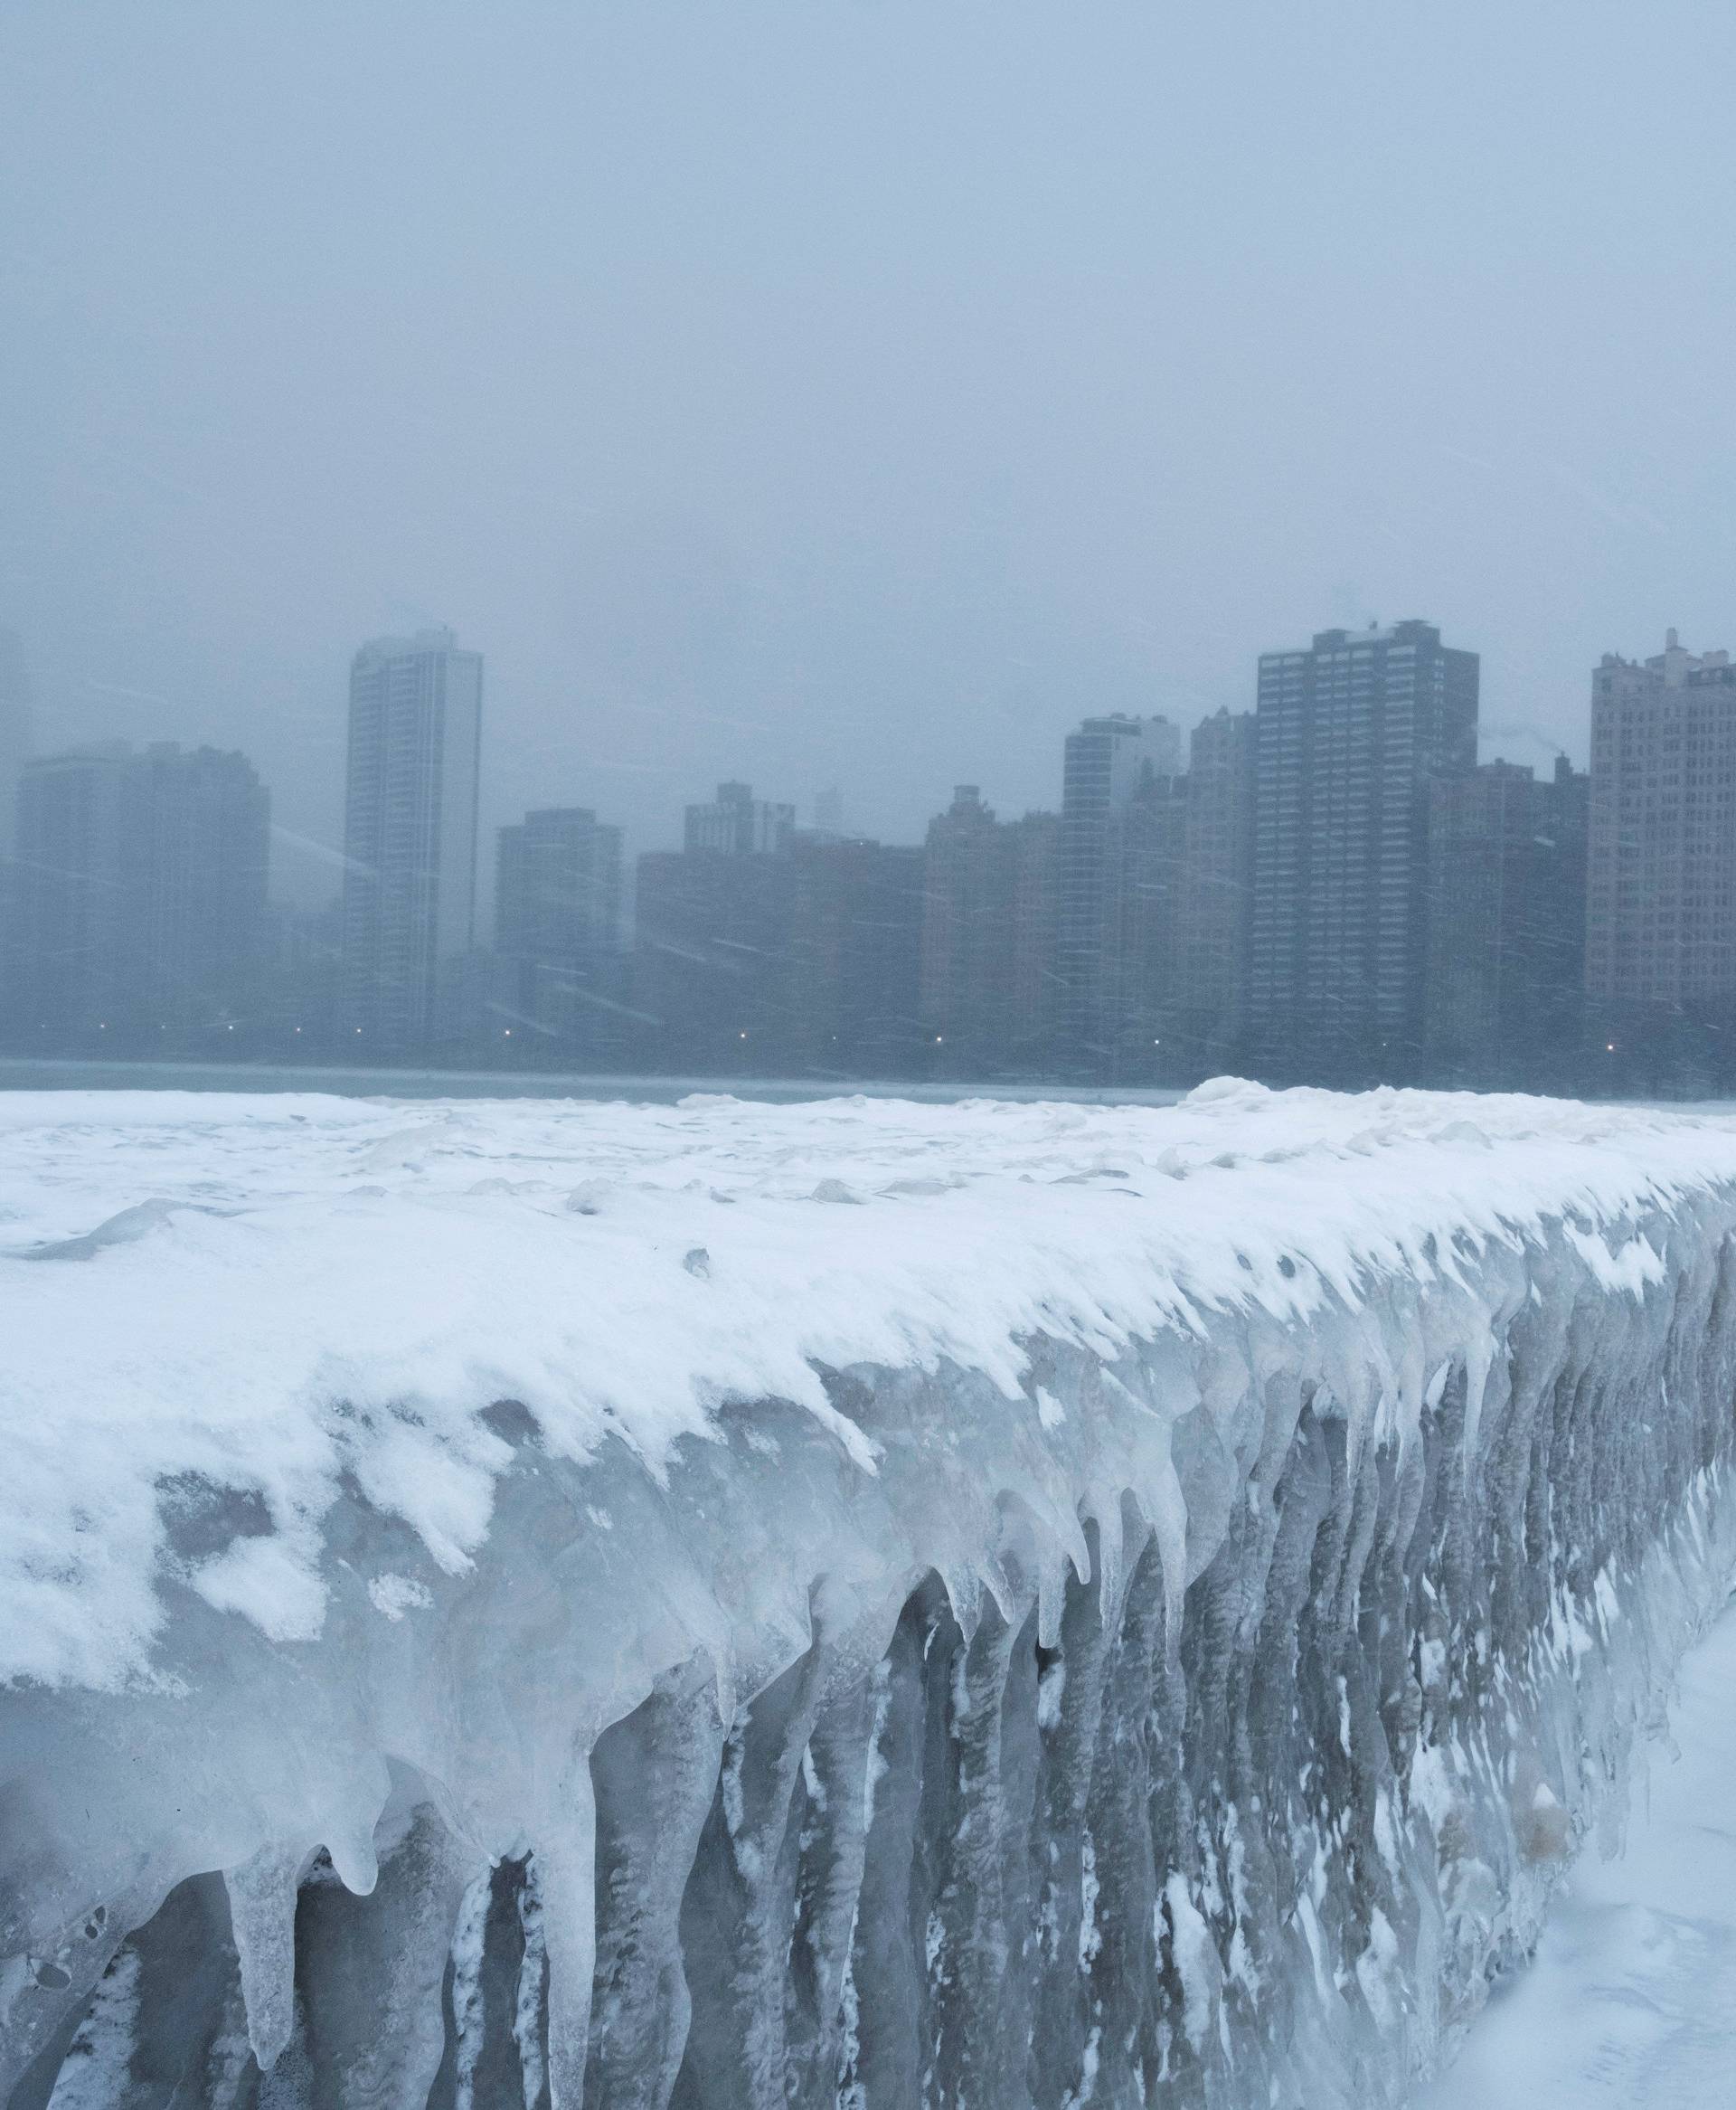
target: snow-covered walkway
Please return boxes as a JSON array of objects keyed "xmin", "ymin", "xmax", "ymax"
[{"xmin": 1424, "ymin": 1592, "xmax": 1736, "ymax": 2109}]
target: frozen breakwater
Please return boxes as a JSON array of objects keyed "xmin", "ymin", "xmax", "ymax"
[{"xmin": 5, "ymin": 1083, "xmax": 1736, "ymax": 2109}]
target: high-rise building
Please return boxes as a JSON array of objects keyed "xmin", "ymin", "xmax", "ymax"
[
  {"xmin": 0, "ymin": 629, "xmax": 33, "ymax": 859},
  {"xmin": 919, "ymin": 787, "xmax": 1009, "ymax": 1073},
  {"xmin": 342, "ymin": 629, "xmax": 482, "ymax": 1049},
  {"xmin": 1099, "ymin": 768, "xmax": 1190, "ymax": 1080},
  {"xmin": 788, "ymin": 836, "xmax": 924, "ymax": 1074},
  {"xmin": 495, "ymin": 807, "xmax": 623, "ymax": 1049},
  {"xmin": 635, "ymin": 799, "xmax": 928, "ymax": 1077},
  {"xmin": 918, "ymin": 789, "xmax": 1061, "ymax": 1074},
  {"xmin": 633, "ymin": 844, "xmax": 797, "ymax": 1072},
  {"xmin": 1179, "ymin": 708, "xmax": 1257, "ymax": 1070},
  {"xmin": 1059, "ymin": 714, "xmax": 1182, "ymax": 1069},
  {"xmin": 634, "ymin": 781, "xmax": 800, "ymax": 1069},
  {"xmin": 1586, "ymin": 632, "xmax": 1736, "ymax": 1040},
  {"xmin": 684, "ymin": 781, "xmax": 796, "ymax": 856},
  {"xmin": 1248, "ymin": 620, "xmax": 1478, "ymax": 1076},
  {"xmin": 1005, "ymin": 810, "xmax": 1062, "ymax": 1071},
  {"xmin": 11, "ymin": 742, "xmax": 268, "ymax": 1046},
  {"xmin": 1425, "ymin": 756, "xmax": 1588, "ymax": 1083}
]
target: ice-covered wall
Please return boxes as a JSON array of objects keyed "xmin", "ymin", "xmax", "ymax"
[{"xmin": 5, "ymin": 1083, "xmax": 1736, "ymax": 2109}]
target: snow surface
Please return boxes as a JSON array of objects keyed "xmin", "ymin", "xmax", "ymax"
[
  {"xmin": 6, "ymin": 1079, "xmax": 1736, "ymax": 2109},
  {"xmin": 4, "ymin": 1079, "xmax": 1730, "ymax": 1693},
  {"xmin": 1424, "ymin": 1586, "xmax": 1736, "ymax": 2110}
]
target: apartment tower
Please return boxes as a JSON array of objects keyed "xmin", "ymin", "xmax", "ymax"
[
  {"xmin": 342, "ymin": 629, "xmax": 482, "ymax": 1049},
  {"xmin": 1248, "ymin": 620, "xmax": 1477, "ymax": 1075},
  {"xmin": 1586, "ymin": 630, "xmax": 1736, "ymax": 1028}
]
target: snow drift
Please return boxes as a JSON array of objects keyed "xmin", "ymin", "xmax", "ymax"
[{"xmin": 5, "ymin": 1081, "xmax": 1736, "ymax": 2109}]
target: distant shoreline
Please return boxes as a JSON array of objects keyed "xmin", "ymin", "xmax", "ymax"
[{"xmin": 0, "ymin": 1055, "xmax": 1189, "ymax": 1107}]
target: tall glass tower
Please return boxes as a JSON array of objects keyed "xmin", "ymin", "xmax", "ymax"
[{"xmin": 342, "ymin": 629, "xmax": 482, "ymax": 1049}]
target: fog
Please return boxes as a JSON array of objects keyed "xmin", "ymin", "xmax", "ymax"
[{"xmin": 4, "ymin": 0, "xmax": 1734, "ymax": 904}]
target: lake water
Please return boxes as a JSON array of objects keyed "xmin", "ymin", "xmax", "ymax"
[{"xmin": 0, "ymin": 1056, "xmax": 1188, "ymax": 1108}]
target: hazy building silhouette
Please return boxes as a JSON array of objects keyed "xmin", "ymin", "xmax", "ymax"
[
  {"xmin": 1100, "ymin": 767, "xmax": 1190, "ymax": 1081},
  {"xmin": 495, "ymin": 807, "xmax": 624, "ymax": 1053},
  {"xmin": 920, "ymin": 789, "xmax": 1062, "ymax": 1075},
  {"xmin": 920, "ymin": 786, "xmax": 1001, "ymax": 1065},
  {"xmin": 788, "ymin": 836, "xmax": 924, "ymax": 1074},
  {"xmin": 1180, "ymin": 707, "xmax": 1257, "ymax": 1069},
  {"xmin": 636, "ymin": 795, "xmax": 927, "ymax": 1077},
  {"xmin": 1586, "ymin": 634, "xmax": 1736, "ymax": 1073},
  {"xmin": 11, "ymin": 741, "xmax": 267, "ymax": 1046},
  {"xmin": 341, "ymin": 629, "xmax": 482, "ymax": 1050},
  {"xmin": 1005, "ymin": 810, "xmax": 1062, "ymax": 1071},
  {"xmin": 1248, "ymin": 620, "xmax": 1478, "ymax": 1077},
  {"xmin": 266, "ymin": 900, "xmax": 344, "ymax": 1047},
  {"xmin": 634, "ymin": 843, "xmax": 797, "ymax": 1072},
  {"xmin": 810, "ymin": 785, "xmax": 845, "ymax": 841},
  {"xmin": 684, "ymin": 781, "xmax": 796, "ymax": 856},
  {"xmin": 1059, "ymin": 714, "xmax": 1182, "ymax": 1070},
  {"xmin": 1425, "ymin": 756, "xmax": 1588, "ymax": 1084}
]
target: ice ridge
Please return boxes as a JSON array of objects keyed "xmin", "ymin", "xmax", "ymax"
[{"xmin": 5, "ymin": 1082, "xmax": 1736, "ymax": 2108}]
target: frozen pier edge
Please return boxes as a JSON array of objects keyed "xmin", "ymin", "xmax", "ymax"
[{"xmin": 5, "ymin": 1083, "xmax": 1736, "ymax": 2109}]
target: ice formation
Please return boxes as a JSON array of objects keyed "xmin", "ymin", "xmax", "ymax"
[{"xmin": 5, "ymin": 1081, "xmax": 1736, "ymax": 2109}]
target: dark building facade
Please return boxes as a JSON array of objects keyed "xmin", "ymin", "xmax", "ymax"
[
  {"xmin": 634, "ymin": 781, "xmax": 799, "ymax": 1071},
  {"xmin": 788, "ymin": 837, "xmax": 924, "ymax": 1075},
  {"xmin": 10, "ymin": 741, "xmax": 268, "ymax": 1047},
  {"xmin": 495, "ymin": 807, "xmax": 623, "ymax": 1053},
  {"xmin": 1249, "ymin": 620, "xmax": 1478, "ymax": 1078},
  {"xmin": 634, "ymin": 848, "xmax": 797, "ymax": 1072},
  {"xmin": 919, "ymin": 787, "xmax": 1061, "ymax": 1074},
  {"xmin": 1179, "ymin": 707, "xmax": 1257, "ymax": 1071},
  {"xmin": 635, "ymin": 779, "xmax": 925, "ymax": 1077},
  {"xmin": 1058, "ymin": 714, "xmax": 1182, "ymax": 1071},
  {"xmin": 342, "ymin": 629, "xmax": 482, "ymax": 1050},
  {"xmin": 1424, "ymin": 756, "xmax": 1588, "ymax": 1085}
]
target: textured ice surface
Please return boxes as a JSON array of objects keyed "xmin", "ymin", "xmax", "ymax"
[{"xmin": 5, "ymin": 1081, "xmax": 1736, "ymax": 2108}]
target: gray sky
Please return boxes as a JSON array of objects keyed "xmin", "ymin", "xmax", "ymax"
[{"xmin": 4, "ymin": 1, "xmax": 1735, "ymax": 904}]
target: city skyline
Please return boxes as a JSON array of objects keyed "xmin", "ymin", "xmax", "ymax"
[
  {"xmin": 0, "ymin": 606, "xmax": 1596, "ymax": 917},
  {"xmin": 6, "ymin": 608, "xmax": 1714, "ymax": 1095}
]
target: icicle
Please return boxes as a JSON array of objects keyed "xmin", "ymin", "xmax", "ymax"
[
  {"xmin": 1086, "ymin": 1491, "xmax": 1128, "ymax": 1637},
  {"xmin": 939, "ymin": 1561, "xmax": 984, "ymax": 1642},
  {"xmin": 586, "ymin": 1668, "xmax": 724, "ymax": 2103},
  {"xmin": 1034, "ymin": 1532, "xmax": 1071, "ymax": 1650},
  {"xmin": 534, "ymin": 1769, "xmax": 598, "ymax": 2110},
  {"xmin": 324, "ymin": 1824, "xmax": 380, "ymax": 1899},
  {"xmin": 514, "ymin": 1858, "xmax": 549, "ymax": 2110},
  {"xmin": 448, "ymin": 1864, "xmax": 493, "ymax": 2110},
  {"xmin": 224, "ymin": 1841, "xmax": 309, "ymax": 2072}
]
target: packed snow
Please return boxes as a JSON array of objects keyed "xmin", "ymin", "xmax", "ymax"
[
  {"xmin": 5, "ymin": 1080, "xmax": 1736, "ymax": 2108},
  {"xmin": 1423, "ymin": 1584, "xmax": 1736, "ymax": 2109}
]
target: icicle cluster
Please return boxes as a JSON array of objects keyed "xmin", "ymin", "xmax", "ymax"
[{"xmin": 6, "ymin": 1119, "xmax": 1736, "ymax": 2107}]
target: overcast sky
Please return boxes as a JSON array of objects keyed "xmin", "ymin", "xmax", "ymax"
[{"xmin": 4, "ymin": 1, "xmax": 1734, "ymax": 903}]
